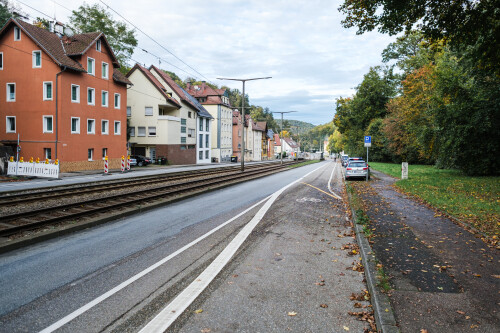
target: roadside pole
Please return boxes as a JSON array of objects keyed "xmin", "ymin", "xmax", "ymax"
[
  {"xmin": 364, "ymin": 136, "xmax": 371, "ymax": 181},
  {"xmin": 16, "ymin": 133, "xmax": 20, "ymax": 176}
]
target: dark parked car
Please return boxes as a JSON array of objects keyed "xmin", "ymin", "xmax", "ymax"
[{"xmin": 130, "ymin": 155, "xmax": 152, "ymax": 167}]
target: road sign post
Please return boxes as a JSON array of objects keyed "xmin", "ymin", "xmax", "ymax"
[{"xmin": 364, "ymin": 136, "xmax": 371, "ymax": 181}]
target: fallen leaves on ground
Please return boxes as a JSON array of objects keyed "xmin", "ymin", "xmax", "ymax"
[
  {"xmin": 348, "ymin": 310, "xmax": 377, "ymax": 332},
  {"xmin": 320, "ymin": 304, "xmax": 328, "ymax": 308},
  {"xmin": 194, "ymin": 309, "xmax": 203, "ymax": 314},
  {"xmin": 287, "ymin": 311, "xmax": 297, "ymax": 316}
]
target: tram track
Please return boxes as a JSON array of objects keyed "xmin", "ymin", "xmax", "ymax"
[{"xmin": 0, "ymin": 161, "xmax": 297, "ymax": 241}]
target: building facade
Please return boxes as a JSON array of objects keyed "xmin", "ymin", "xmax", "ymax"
[
  {"xmin": 186, "ymin": 82, "xmax": 232, "ymax": 162},
  {"xmin": 0, "ymin": 19, "xmax": 130, "ymax": 172}
]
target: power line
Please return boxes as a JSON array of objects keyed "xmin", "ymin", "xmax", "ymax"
[{"xmin": 99, "ymin": 0, "xmax": 212, "ymax": 84}]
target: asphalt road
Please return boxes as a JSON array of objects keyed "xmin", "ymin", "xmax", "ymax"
[{"xmin": 0, "ymin": 161, "xmax": 370, "ymax": 332}]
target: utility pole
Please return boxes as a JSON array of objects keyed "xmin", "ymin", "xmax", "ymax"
[
  {"xmin": 271, "ymin": 111, "xmax": 297, "ymax": 165},
  {"xmin": 217, "ymin": 77, "xmax": 271, "ymax": 171}
]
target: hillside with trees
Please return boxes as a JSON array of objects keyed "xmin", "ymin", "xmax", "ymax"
[{"xmin": 333, "ymin": 0, "xmax": 500, "ymax": 176}]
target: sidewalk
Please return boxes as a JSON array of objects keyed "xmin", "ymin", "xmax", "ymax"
[{"xmin": 351, "ymin": 170, "xmax": 500, "ymax": 332}]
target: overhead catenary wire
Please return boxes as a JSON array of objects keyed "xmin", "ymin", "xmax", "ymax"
[
  {"xmin": 99, "ymin": 0, "xmax": 215, "ymax": 85},
  {"xmin": 16, "ymin": 0, "xmax": 213, "ymax": 85}
]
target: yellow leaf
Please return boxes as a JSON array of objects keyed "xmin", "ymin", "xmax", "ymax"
[
  {"xmin": 288, "ymin": 311, "xmax": 297, "ymax": 316},
  {"xmin": 343, "ymin": 326, "xmax": 350, "ymax": 331},
  {"xmin": 194, "ymin": 309, "xmax": 203, "ymax": 314}
]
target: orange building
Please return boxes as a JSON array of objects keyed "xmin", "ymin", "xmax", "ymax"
[{"xmin": 0, "ymin": 19, "xmax": 131, "ymax": 172}]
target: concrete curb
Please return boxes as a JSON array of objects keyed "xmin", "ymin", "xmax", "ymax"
[{"xmin": 348, "ymin": 194, "xmax": 400, "ymax": 333}]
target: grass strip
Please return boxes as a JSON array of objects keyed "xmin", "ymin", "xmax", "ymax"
[{"xmin": 369, "ymin": 162, "xmax": 499, "ymax": 238}]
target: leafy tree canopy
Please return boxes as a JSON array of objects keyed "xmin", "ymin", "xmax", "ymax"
[
  {"xmin": 339, "ymin": 0, "xmax": 500, "ymax": 74},
  {"xmin": 0, "ymin": 0, "xmax": 23, "ymax": 26},
  {"xmin": 69, "ymin": 3, "xmax": 138, "ymax": 69}
]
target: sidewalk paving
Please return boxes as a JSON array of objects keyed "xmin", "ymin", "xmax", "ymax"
[{"xmin": 351, "ymin": 170, "xmax": 499, "ymax": 332}]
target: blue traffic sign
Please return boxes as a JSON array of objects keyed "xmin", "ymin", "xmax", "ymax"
[{"xmin": 364, "ymin": 136, "xmax": 371, "ymax": 143}]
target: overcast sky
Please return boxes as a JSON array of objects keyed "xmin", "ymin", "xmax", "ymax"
[{"xmin": 15, "ymin": 0, "xmax": 396, "ymax": 125}]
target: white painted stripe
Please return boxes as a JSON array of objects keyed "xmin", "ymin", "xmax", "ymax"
[
  {"xmin": 327, "ymin": 161, "xmax": 343, "ymax": 200},
  {"xmin": 38, "ymin": 196, "xmax": 271, "ymax": 333},
  {"xmin": 139, "ymin": 163, "xmax": 327, "ymax": 333}
]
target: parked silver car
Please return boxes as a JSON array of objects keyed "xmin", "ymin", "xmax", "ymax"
[{"xmin": 345, "ymin": 160, "xmax": 370, "ymax": 180}]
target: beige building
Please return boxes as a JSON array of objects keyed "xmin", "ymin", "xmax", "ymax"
[
  {"xmin": 126, "ymin": 64, "xmax": 212, "ymax": 164},
  {"xmin": 186, "ymin": 82, "xmax": 232, "ymax": 162}
]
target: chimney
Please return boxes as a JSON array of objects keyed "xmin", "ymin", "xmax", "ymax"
[{"xmin": 201, "ymin": 81, "xmax": 206, "ymax": 90}]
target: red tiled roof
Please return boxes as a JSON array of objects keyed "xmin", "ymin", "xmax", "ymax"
[
  {"xmin": 1, "ymin": 19, "xmax": 127, "ymax": 83},
  {"xmin": 255, "ymin": 121, "xmax": 267, "ymax": 132},
  {"xmin": 186, "ymin": 83, "xmax": 231, "ymax": 107},
  {"xmin": 150, "ymin": 65, "xmax": 199, "ymax": 111},
  {"xmin": 284, "ymin": 137, "xmax": 299, "ymax": 148},
  {"xmin": 274, "ymin": 134, "xmax": 281, "ymax": 145},
  {"xmin": 127, "ymin": 64, "xmax": 181, "ymax": 108}
]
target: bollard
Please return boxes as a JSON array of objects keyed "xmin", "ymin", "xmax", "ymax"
[
  {"xmin": 121, "ymin": 155, "xmax": 125, "ymax": 172},
  {"xmin": 104, "ymin": 155, "xmax": 109, "ymax": 174},
  {"xmin": 127, "ymin": 155, "xmax": 131, "ymax": 171}
]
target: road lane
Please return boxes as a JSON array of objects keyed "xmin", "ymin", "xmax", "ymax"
[{"xmin": 0, "ymin": 161, "xmax": 330, "ymax": 332}]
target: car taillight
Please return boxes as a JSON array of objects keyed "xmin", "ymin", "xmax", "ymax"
[
  {"xmin": 346, "ymin": 168, "xmax": 352, "ymax": 170},
  {"xmin": 363, "ymin": 167, "xmax": 368, "ymax": 170}
]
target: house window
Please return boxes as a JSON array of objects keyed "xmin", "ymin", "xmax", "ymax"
[
  {"xmin": 14, "ymin": 27, "xmax": 20, "ymax": 41},
  {"xmin": 101, "ymin": 120, "xmax": 109, "ymax": 134},
  {"xmin": 129, "ymin": 127, "xmax": 135, "ymax": 137},
  {"xmin": 148, "ymin": 126, "xmax": 156, "ymax": 136},
  {"xmin": 71, "ymin": 84, "xmax": 80, "ymax": 103},
  {"xmin": 71, "ymin": 117, "xmax": 80, "ymax": 133},
  {"xmin": 44, "ymin": 148, "xmax": 51, "ymax": 160},
  {"xmin": 102, "ymin": 62, "xmax": 108, "ymax": 79},
  {"xmin": 199, "ymin": 118, "xmax": 203, "ymax": 131},
  {"xmin": 181, "ymin": 137, "xmax": 186, "ymax": 143},
  {"xmin": 145, "ymin": 106, "xmax": 153, "ymax": 116},
  {"xmin": 205, "ymin": 150, "xmax": 209, "ymax": 159},
  {"xmin": 138, "ymin": 127, "xmax": 146, "ymax": 137},
  {"xmin": 6, "ymin": 83, "xmax": 15, "ymax": 102},
  {"xmin": 96, "ymin": 40, "xmax": 101, "ymax": 52},
  {"xmin": 188, "ymin": 128, "xmax": 195, "ymax": 137},
  {"xmin": 206, "ymin": 120, "xmax": 209, "ymax": 132},
  {"xmin": 87, "ymin": 87, "xmax": 95, "ymax": 105},
  {"xmin": 181, "ymin": 126, "xmax": 186, "ymax": 133},
  {"xmin": 181, "ymin": 118, "xmax": 187, "ymax": 125},
  {"xmin": 102, "ymin": 148, "xmax": 107, "ymax": 159},
  {"xmin": 127, "ymin": 106, "xmax": 131, "ymax": 117},
  {"xmin": 32, "ymin": 50, "xmax": 41, "ymax": 68},
  {"xmin": 114, "ymin": 93, "xmax": 120, "ymax": 109},
  {"xmin": 43, "ymin": 82, "xmax": 53, "ymax": 100},
  {"xmin": 88, "ymin": 148, "xmax": 94, "ymax": 161},
  {"xmin": 87, "ymin": 57, "xmax": 95, "ymax": 75},
  {"xmin": 199, "ymin": 134, "xmax": 203, "ymax": 148},
  {"xmin": 43, "ymin": 116, "xmax": 53, "ymax": 133},
  {"xmin": 0, "ymin": 52, "xmax": 3, "ymax": 70},
  {"xmin": 205, "ymin": 134, "xmax": 209, "ymax": 147},
  {"xmin": 87, "ymin": 119, "xmax": 95, "ymax": 134},
  {"xmin": 102, "ymin": 90, "xmax": 108, "ymax": 107},
  {"xmin": 114, "ymin": 121, "xmax": 121, "ymax": 135},
  {"xmin": 199, "ymin": 151, "xmax": 203, "ymax": 160},
  {"xmin": 6, "ymin": 116, "xmax": 15, "ymax": 133},
  {"xmin": 188, "ymin": 111, "xmax": 192, "ymax": 118}
]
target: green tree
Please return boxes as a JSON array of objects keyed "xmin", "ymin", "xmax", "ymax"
[
  {"xmin": 1, "ymin": 0, "xmax": 23, "ymax": 26},
  {"xmin": 69, "ymin": 3, "xmax": 138, "ymax": 70},
  {"xmin": 339, "ymin": 0, "xmax": 500, "ymax": 75}
]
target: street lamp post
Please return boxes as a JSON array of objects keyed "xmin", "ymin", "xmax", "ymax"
[
  {"xmin": 271, "ymin": 111, "xmax": 297, "ymax": 165},
  {"xmin": 217, "ymin": 77, "xmax": 271, "ymax": 171}
]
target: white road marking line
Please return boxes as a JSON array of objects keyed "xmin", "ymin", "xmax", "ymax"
[
  {"xmin": 138, "ymin": 164, "xmax": 326, "ymax": 333},
  {"xmin": 327, "ymin": 162, "xmax": 343, "ymax": 200},
  {"xmin": 38, "ymin": 196, "xmax": 271, "ymax": 333}
]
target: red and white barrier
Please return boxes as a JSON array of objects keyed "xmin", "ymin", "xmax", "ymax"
[
  {"xmin": 127, "ymin": 155, "xmax": 131, "ymax": 171},
  {"xmin": 104, "ymin": 156, "xmax": 109, "ymax": 174},
  {"xmin": 121, "ymin": 156, "xmax": 125, "ymax": 172}
]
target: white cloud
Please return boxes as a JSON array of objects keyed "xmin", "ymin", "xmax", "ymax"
[{"xmin": 16, "ymin": 0, "xmax": 396, "ymax": 125}]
